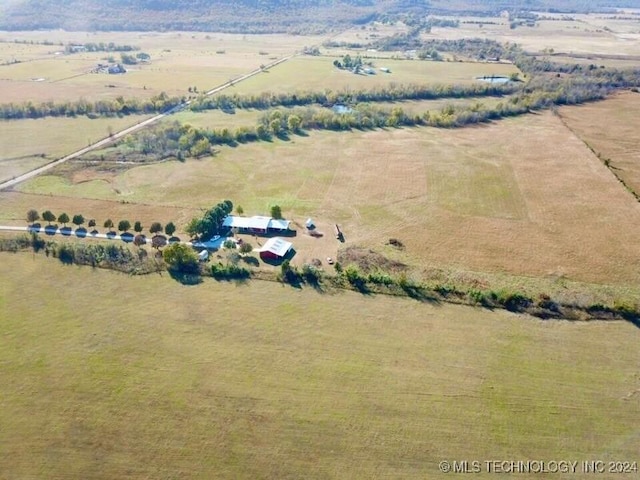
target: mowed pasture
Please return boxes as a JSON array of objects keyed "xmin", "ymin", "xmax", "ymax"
[
  {"xmin": 0, "ymin": 31, "xmax": 327, "ymax": 103},
  {"xmin": 222, "ymin": 55, "xmax": 520, "ymax": 96},
  {"xmin": 0, "ymin": 115, "xmax": 150, "ymax": 182},
  {"xmin": 1, "ymin": 253, "xmax": 639, "ymax": 479},
  {"xmin": 427, "ymin": 15, "xmax": 640, "ymax": 56},
  {"xmin": 558, "ymin": 91, "xmax": 640, "ymax": 197},
  {"xmin": 14, "ymin": 107, "xmax": 640, "ymax": 286}
]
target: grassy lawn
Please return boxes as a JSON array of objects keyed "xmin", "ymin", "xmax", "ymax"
[
  {"xmin": 0, "ymin": 115, "xmax": 151, "ymax": 182},
  {"xmin": 0, "ymin": 252, "xmax": 639, "ymax": 479}
]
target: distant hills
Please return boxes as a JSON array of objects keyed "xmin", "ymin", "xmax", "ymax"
[{"xmin": 0, "ymin": 0, "xmax": 637, "ymax": 32}]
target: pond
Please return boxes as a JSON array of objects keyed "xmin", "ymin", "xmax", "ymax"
[
  {"xmin": 476, "ymin": 75, "xmax": 511, "ymax": 84},
  {"xmin": 332, "ymin": 104, "xmax": 353, "ymax": 114}
]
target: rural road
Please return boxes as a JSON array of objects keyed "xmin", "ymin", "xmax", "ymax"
[
  {"xmin": 0, "ymin": 224, "xmax": 225, "ymax": 249},
  {"xmin": 0, "ymin": 53, "xmax": 295, "ymax": 192}
]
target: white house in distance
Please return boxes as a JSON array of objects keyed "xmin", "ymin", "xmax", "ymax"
[
  {"xmin": 222, "ymin": 215, "xmax": 291, "ymax": 235},
  {"xmin": 258, "ymin": 237, "xmax": 293, "ymax": 261}
]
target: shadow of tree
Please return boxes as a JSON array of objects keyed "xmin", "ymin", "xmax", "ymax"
[
  {"xmin": 168, "ymin": 270, "xmax": 203, "ymax": 285},
  {"xmin": 242, "ymin": 256, "xmax": 259, "ymax": 267}
]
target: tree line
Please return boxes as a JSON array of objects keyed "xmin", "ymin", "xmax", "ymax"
[
  {"xmin": 0, "ymin": 92, "xmax": 183, "ymax": 120},
  {"xmin": 27, "ymin": 209, "xmax": 176, "ymax": 237},
  {"xmin": 115, "ymin": 71, "xmax": 613, "ymax": 162}
]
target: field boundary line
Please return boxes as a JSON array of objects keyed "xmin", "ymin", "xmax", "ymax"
[{"xmin": 553, "ymin": 109, "xmax": 640, "ymax": 203}]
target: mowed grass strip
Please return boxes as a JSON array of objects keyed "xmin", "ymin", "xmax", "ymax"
[{"xmin": 0, "ymin": 253, "xmax": 639, "ymax": 479}]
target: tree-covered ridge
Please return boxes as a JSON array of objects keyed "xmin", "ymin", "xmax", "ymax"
[
  {"xmin": 1, "ymin": 0, "xmax": 636, "ymax": 32},
  {"xmin": 0, "ymin": 0, "xmax": 393, "ymax": 32}
]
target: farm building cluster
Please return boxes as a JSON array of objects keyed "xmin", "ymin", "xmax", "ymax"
[{"xmin": 91, "ymin": 63, "xmax": 127, "ymax": 74}]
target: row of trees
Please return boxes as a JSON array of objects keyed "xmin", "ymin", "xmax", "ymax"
[
  {"xmin": 65, "ymin": 41, "xmax": 138, "ymax": 53},
  {"xmin": 27, "ymin": 209, "xmax": 176, "ymax": 236},
  {"xmin": 188, "ymin": 81, "xmax": 518, "ymax": 113},
  {"xmin": 116, "ymin": 63, "xmax": 621, "ymax": 162},
  {"xmin": 0, "ymin": 92, "xmax": 183, "ymax": 120}
]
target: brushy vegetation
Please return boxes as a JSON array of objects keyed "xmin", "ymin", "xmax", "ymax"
[{"xmin": 1, "ymin": 234, "xmax": 638, "ymax": 323}]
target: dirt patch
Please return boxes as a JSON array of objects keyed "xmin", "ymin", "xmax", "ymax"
[{"xmin": 337, "ymin": 245, "xmax": 407, "ymax": 273}]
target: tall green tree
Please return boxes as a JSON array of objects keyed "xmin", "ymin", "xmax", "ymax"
[
  {"xmin": 149, "ymin": 222, "xmax": 163, "ymax": 234},
  {"xmin": 134, "ymin": 221, "xmax": 143, "ymax": 233},
  {"xmin": 58, "ymin": 213, "xmax": 70, "ymax": 226},
  {"xmin": 270, "ymin": 205, "xmax": 282, "ymax": 219},
  {"xmin": 165, "ymin": 222, "xmax": 176, "ymax": 237},
  {"xmin": 104, "ymin": 219, "xmax": 114, "ymax": 231},
  {"xmin": 118, "ymin": 220, "xmax": 131, "ymax": 233},
  {"xmin": 72, "ymin": 214, "xmax": 85, "ymax": 228},
  {"xmin": 27, "ymin": 209, "xmax": 40, "ymax": 224},
  {"xmin": 162, "ymin": 243, "xmax": 199, "ymax": 274}
]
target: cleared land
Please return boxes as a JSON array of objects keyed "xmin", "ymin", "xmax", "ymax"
[
  {"xmin": 222, "ymin": 55, "xmax": 520, "ymax": 95},
  {"xmin": 1, "ymin": 253, "xmax": 639, "ymax": 479},
  {"xmin": 426, "ymin": 16, "xmax": 640, "ymax": 56},
  {"xmin": 0, "ymin": 115, "xmax": 150, "ymax": 182},
  {"xmin": 557, "ymin": 90, "xmax": 640, "ymax": 197},
  {"xmin": 0, "ymin": 31, "xmax": 326, "ymax": 103},
  {"xmin": 14, "ymin": 107, "xmax": 640, "ymax": 286}
]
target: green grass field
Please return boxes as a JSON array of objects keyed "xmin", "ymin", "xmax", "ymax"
[
  {"xmin": 1, "ymin": 252, "xmax": 639, "ymax": 479},
  {"xmin": 223, "ymin": 56, "xmax": 520, "ymax": 95}
]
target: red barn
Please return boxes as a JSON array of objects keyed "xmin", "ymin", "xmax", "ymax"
[{"xmin": 258, "ymin": 237, "xmax": 293, "ymax": 260}]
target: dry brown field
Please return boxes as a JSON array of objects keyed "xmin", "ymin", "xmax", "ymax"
[
  {"xmin": 558, "ymin": 90, "xmax": 640, "ymax": 197},
  {"xmin": 11, "ymin": 106, "xmax": 640, "ymax": 287},
  {"xmin": 0, "ymin": 31, "xmax": 327, "ymax": 103},
  {"xmin": 0, "ymin": 115, "xmax": 150, "ymax": 182},
  {"xmin": 427, "ymin": 16, "xmax": 640, "ymax": 56}
]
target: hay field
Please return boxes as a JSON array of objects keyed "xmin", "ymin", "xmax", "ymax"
[
  {"xmin": 0, "ymin": 31, "xmax": 327, "ymax": 103},
  {"xmin": 557, "ymin": 91, "xmax": 640, "ymax": 197},
  {"xmin": 429, "ymin": 16, "xmax": 640, "ymax": 56},
  {"xmin": 0, "ymin": 115, "xmax": 147, "ymax": 180},
  {"xmin": 14, "ymin": 108, "xmax": 640, "ymax": 286},
  {"xmin": 1, "ymin": 253, "xmax": 639, "ymax": 479},
  {"xmin": 222, "ymin": 56, "xmax": 520, "ymax": 95},
  {"xmin": 0, "ymin": 115, "xmax": 150, "ymax": 182}
]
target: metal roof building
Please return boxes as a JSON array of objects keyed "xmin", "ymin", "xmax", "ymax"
[
  {"xmin": 258, "ymin": 237, "xmax": 293, "ymax": 259},
  {"xmin": 222, "ymin": 215, "xmax": 291, "ymax": 232}
]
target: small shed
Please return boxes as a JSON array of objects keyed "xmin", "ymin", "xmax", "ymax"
[
  {"xmin": 305, "ymin": 218, "xmax": 315, "ymax": 229},
  {"xmin": 198, "ymin": 250, "xmax": 209, "ymax": 261}
]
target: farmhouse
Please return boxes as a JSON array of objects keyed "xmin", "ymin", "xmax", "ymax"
[
  {"xmin": 258, "ymin": 237, "xmax": 293, "ymax": 261},
  {"xmin": 108, "ymin": 64, "xmax": 126, "ymax": 74},
  {"xmin": 222, "ymin": 215, "xmax": 292, "ymax": 235}
]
